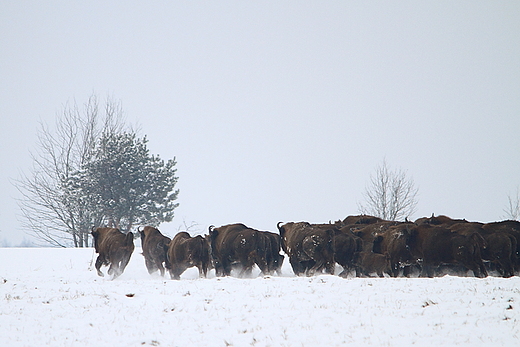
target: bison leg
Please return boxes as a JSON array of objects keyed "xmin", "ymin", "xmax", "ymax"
[
  {"xmin": 156, "ymin": 261, "xmax": 166, "ymax": 277},
  {"xmin": 221, "ymin": 260, "xmax": 232, "ymax": 277},
  {"xmin": 145, "ymin": 258, "xmax": 157, "ymax": 274},
  {"xmin": 288, "ymin": 257, "xmax": 305, "ymax": 276},
  {"xmin": 338, "ymin": 267, "xmax": 350, "ymax": 278},
  {"xmin": 94, "ymin": 256, "xmax": 105, "ymax": 277},
  {"xmin": 420, "ymin": 263, "xmax": 435, "ymax": 278},
  {"xmin": 500, "ymin": 259, "xmax": 515, "ymax": 278},
  {"xmin": 325, "ymin": 262, "xmax": 335, "ymax": 275},
  {"xmin": 118, "ymin": 252, "xmax": 132, "ymax": 275},
  {"xmin": 168, "ymin": 268, "xmax": 180, "ymax": 280},
  {"xmin": 255, "ymin": 257, "xmax": 269, "ymax": 277},
  {"xmin": 108, "ymin": 263, "xmax": 119, "ymax": 278},
  {"xmin": 197, "ymin": 264, "xmax": 207, "ymax": 278}
]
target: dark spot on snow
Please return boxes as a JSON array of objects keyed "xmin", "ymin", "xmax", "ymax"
[
  {"xmin": 506, "ymin": 305, "xmax": 513, "ymax": 310},
  {"xmin": 126, "ymin": 293, "xmax": 135, "ymax": 298},
  {"xmin": 422, "ymin": 300, "xmax": 437, "ymax": 308}
]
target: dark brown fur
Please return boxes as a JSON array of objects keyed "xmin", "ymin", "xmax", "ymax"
[
  {"xmin": 372, "ymin": 222, "xmax": 416, "ymax": 277},
  {"xmin": 334, "ymin": 228, "xmax": 363, "ymax": 277},
  {"xmin": 353, "ymin": 251, "xmax": 392, "ymax": 277},
  {"xmin": 209, "ymin": 223, "xmax": 269, "ymax": 277},
  {"xmin": 409, "ymin": 225, "xmax": 487, "ymax": 278},
  {"xmin": 167, "ymin": 232, "xmax": 211, "ymax": 280},
  {"xmin": 91, "ymin": 227, "xmax": 135, "ymax": 279},
  {"xmin": 278, "ymin": 222, "xmax": 335, "ymax": 276},
  {"xmin": 259, "ymin": 231, "xmax": 284, "ymax": 275},
  {"xmin": 482, "ymin": 220, "xmax": 520, "ymax": 273},
  {"xmin": 139, "ymin": 226, "xmax": 171, "ymax": 276}
]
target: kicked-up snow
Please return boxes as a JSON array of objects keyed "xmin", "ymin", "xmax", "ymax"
[{"xmin": 1, "ymin": 247, "xmax": 519, "ymax": 346}]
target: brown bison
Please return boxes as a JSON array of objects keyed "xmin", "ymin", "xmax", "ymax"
[
  {"xmin": 277, "ymin": 222, "xmax": 335, "ymax": 276},
  {"xmin": 351, "ymin": 221, "xmax": 399, "ymax": 252},
  {"xmin": 334, "ymin": 228, "xmax": 363, "ymax": 277},
  {"xmin": 91, "ymin": 227, "xmax": 135, "ymax": 279},
  {"xmin": 482, "ymin": 220, "xmax": 520, "ymax": 273},
  {"xmin": 341, "ymin": 215, "xmax": 385, "ymax": 226},
  {"xmin": 166, "ymin": 232, "xmax": 211, "ymax": 280},
  {"xmin": 209, "ymin": 223, "xmax": 269, "ymax": 277},
  {"xmin": 408, "ymin": 225, "xmax": 487, "ymax": 278},
  {"xmin": 415, "ymin": 214, "xmax": 467, "ymax": 226},
  {"xmin": 353, "ymin": 251, "xmax": 392, "ymax": 277},
  {"xmin": 259, "ymin": 231, "xmax": 284, "ymax": 275},
  {"xmin": 138, "ymin": 226, "xmax": 171, "ymax": 276},
  {"xmin": 372, "ymin": 222, "xmax": 416, "ymax": 277}
]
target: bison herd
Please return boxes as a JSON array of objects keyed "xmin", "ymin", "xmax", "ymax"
[{"xmin": 91, "ymin": 214, "xmax": 520, "ymax": 280}]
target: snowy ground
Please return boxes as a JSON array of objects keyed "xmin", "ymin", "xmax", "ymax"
[{"xmin": 1, "ymin": 248, "xmax": 519, "ymax": 346}]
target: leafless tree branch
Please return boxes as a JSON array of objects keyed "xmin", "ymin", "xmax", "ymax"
[
  {"xmin": 358, "ymin": 160, "xmax": 418, "ymax": 221},
  {"xmin": 14, "ymin": 95, "xmax": 126, "ymax": 247}
]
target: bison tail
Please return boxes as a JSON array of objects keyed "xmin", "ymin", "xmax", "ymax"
[
  {"xmin": 277, "ymin": 222, "xmax": 284, "ymax": 235},
  {"xmin": 125, "ymin": 232, "xmax": 135, "ymax": 245}
]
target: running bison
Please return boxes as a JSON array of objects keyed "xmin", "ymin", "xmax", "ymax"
[
  {"xmin": 259, "ymin": 231, "xmax": 284, "ymax": 275},
  {"xmin": 209, "ymin": 223, "xmax": 269, "ymax": 277},
  {"xmin": 167, "ymin": 232, "xmax": 211, "ymax": 280},
  {"xmin": 408, "ymin": 224, "xmax": 487, "ymax": 278},
  {"xmin": 138, "ymin": 226, "xmax": 171, "ymax": 277},
  {"xmin": 277, "ymin": 222, "xmax": 335, "ymax": 276},
  {"xmin": 372, "ymin": 222, "xmax": 416, "ymax": 277},
  {"xmin": 91, "ymin": 227, "xmax": 135, "ymax": 279},
  {"xmin": 333, "ymin": 227, "xmax": 362, "ymax": 277}
]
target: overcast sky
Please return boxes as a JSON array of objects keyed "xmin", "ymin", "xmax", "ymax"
[{"xmin": 1, "ymin": 2, "xmax": 519, "ymax": 245}]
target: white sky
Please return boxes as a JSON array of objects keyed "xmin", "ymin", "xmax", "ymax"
[{"xmin": 1, "ymin": 2, "xmax": 519, "ymax": 244}]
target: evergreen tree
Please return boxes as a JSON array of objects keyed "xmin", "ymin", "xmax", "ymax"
[
  {"xmin": 16, "ymin": 95, "xmax": 179, "ymax": 247},
  {"xmin": 75, "ymin": 132, "xmax": 179, "ymax": 232}
]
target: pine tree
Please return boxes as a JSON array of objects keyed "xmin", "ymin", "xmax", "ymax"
[
  {"xmin": 73, "ymin": 132, "xmax": 179, "ymax": 233},
  {"xmin": 16, "ymin": 95, "xmax": 179, "ymax": 247}
]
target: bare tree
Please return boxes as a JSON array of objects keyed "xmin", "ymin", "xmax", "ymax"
[
  {"xmin": 358, "ymin": 160, "xmax": 419, "ymax": 221},
  {"xmin": 15, "ymin": 95, "xmax": 126, "ymax": 247},
  {"xmin": 504, "ymin": 187, "xmax": 520, "ymax": 220}
]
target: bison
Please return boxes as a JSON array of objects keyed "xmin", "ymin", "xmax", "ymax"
[
  {"xmin": 482, "ymin": 220, "xmax": 520, "ymax": 273},
  {"xmin": 333, "ymin": 228, "xmax": 363, "ymax": 277},
  {"xmin": 277, "ymin": 222, "xmax": 335, "ymax": 276},
  {"xmin": 138, "ymin": 226, "xmax": 171, "ymax": 276},
  {"xmin": 353, "ymin": 251, "xmax": 392, "ymax": 277},
  {"xmin": 372, "ymin": 222, "xmax": 416, "ymax": 277},
  {"xmin": 341, "ymin": 215, "xmax": 385, "ymax": 226},
  {"xmin": 415, "ymin": 214, "xmax": 467, "ymax": 226},
  {"xmin": 91, "ymin": 227, "xmax": 135, "ymax": 279},
  {"xmin": 408, "ymin": 225, "xmax": 487, "ymax": 278},
  {"xmin": 453, "ymin": 222, "xmax": 517, "ymax": 277},
  {"xmin": 209, "ymin": 223, "xmax": 269, "ymax": 277},
  {"xmin": 166, "ymin": 232, "xmax": 211, "ymax": 280},
  {"xmin": 259, "ymin": 231, "xmax": 284, "ymax": 275}
]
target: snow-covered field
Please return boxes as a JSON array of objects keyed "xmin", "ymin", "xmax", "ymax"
[{"xmin": 1, "ymin": 247, "xmax": 519, "ymax": 346}]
